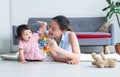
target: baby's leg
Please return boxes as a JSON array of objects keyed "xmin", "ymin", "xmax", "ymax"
[{"xmin": 0, "ymin": 52, "xmax": 19, "ymax": 60}]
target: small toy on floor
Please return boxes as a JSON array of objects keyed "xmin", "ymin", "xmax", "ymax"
[{"xmin": 91, "ymin": 52, "xmax": 117, "ymax": 68}]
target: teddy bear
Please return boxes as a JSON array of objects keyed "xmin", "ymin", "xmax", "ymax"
[{"xmin": 91, "ymin": 52, "xmax": 117, "ymax": 68}]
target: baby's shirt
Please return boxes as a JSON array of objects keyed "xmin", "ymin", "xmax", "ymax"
[{"xmin": 18, "ymin": 33, "xmax": 46, "ymax": 60}]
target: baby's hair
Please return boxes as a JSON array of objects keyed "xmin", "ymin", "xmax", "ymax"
[{"xmin": 17, "ymin": 24, "xmax": 31, "ymax": 39}]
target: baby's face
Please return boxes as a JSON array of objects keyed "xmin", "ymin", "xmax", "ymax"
[{"xmin": 21, "ymin": 29, "xmax": 32, "ymax": 41}]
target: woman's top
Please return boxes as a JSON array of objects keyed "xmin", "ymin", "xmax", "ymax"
[{"xmin": 56, "ymin": 31, "xmax": 72, "ymax": 56}]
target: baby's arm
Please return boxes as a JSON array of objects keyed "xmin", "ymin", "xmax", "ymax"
[
  {"xmin": 36, "ymin": 21, "xmax": 47, "ymax": 31},
  {"xmin": 18, "ymin": 48, "xmax": 27, "ymax": 64}
]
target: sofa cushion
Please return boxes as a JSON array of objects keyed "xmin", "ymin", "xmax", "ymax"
[{"xmin": 76, "ymin": 32, "xmax": 110, "ymax": 39}]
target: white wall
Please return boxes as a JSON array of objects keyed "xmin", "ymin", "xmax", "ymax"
[
  {"xmin": 11, "ymin": 0, "xmax": 120, "ymax": 51},
  {"xmin": 0, "ymin": 0, "xmax": 11, "ymax": 53},
  {"xmin": 11, "ymin": 0, "xmax": 108, "ymax": 25}
]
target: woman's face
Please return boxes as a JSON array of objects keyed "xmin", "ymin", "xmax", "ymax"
[
  {"xmin": 48, "ymin": 20, "xmax": 62, "ymax": 38},
  {"xmin": 21, "ymin": 29, "xmax": 32, "ymax": 41}
]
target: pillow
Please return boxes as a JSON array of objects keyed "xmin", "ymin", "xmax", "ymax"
[{"xmin": 98, "ymin": 20, "xmax": 113, "ymax": 32}]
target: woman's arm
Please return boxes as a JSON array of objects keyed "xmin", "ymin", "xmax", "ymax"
[
  {"xmin": 48, "ymin": 32, "xmax": 81, "ymax": 64},
  {"xmin": 69, "ymin": 32, "xmax": 81, "ymax": 58},
  {"xmin": 66, "ymin": 32, "xmax": 81, "ymax": 64},
  {"xmin": 18, "ymin": 48, "xmax": 27, "ymax": 64},
  {"xmin": 49, "ymin": 50, "xmax": 70, "ymax": 63}
]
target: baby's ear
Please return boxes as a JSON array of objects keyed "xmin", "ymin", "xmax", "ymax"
[{"xmin": 16, "ymin": 35, "xmax": 22, "ymax": 39}]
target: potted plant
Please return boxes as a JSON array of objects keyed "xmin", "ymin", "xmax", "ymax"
[{"xmin": 102, "ymin": 0, "xmax": 120, "ymax": 54}]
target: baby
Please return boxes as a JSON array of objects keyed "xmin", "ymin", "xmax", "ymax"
[{"xmin": 1, "ymin": 21, "xmax": 48, "ymax": 64}]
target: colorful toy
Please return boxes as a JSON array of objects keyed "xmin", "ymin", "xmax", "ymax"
[{"xmin": 41, "ymin": 37, "xmax": 50, "ymax": 53}]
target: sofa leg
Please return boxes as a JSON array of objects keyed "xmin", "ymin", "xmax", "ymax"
[{"xmin": 103, "ymin": 45, "xmax": 110, "ymax": 54}]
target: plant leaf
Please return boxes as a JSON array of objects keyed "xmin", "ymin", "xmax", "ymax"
[
  {"xmin": 108, "ymin": 11, "xmax": 114, "ymax": 18},
  {"xmin": 116, "ymin": 2, "xmax": 120, "ymax": 7},
  {"xmin": 102, "ymin": 6, "xmax": 110, "ymax": 11},
  {"xmin": 110, "ymin": 2, "xmax": 115, "ymax": 12},
  {"xmin": 116, "ymin": 9, "xmax": 120, "ymax": 14},
  {"xmin": 103, "ymin": 0, "xmax": 120, "ymax": 19},
  {"xmin": 106, "ymin": 0, "xmax": 111, "ymax": 5},
  {"xmin": 106, "ymin": 11, "xmax": 110, "ymax": 18}
]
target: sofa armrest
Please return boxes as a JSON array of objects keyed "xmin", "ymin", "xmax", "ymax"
[{"xmin": 109, "ymin": 24, "xmax": 116, "ymax": 45}]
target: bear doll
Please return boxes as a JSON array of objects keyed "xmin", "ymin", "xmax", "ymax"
[{"xmin": 91, "ymin": 52, "xmax": 117, "ymax": 68}]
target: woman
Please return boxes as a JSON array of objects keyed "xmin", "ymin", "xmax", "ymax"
[{"xmin": 47, "ymin": 15, "xmax": 81, "ymax": 64}]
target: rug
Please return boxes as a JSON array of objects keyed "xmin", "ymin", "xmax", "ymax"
[
  {"xmin": 1, "ymin": 53, "xmax": 120, "ymax": 62},
  {"xmin": 80, "ymin": 53, "xmax": 120, "ymax": 62}
]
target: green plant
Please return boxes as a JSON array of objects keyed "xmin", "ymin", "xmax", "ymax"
[{"xmin": 102, "ymin": 0, "xmax": 120, "ymax": 28}]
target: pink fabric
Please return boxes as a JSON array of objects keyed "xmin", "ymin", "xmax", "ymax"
[{"xmin": 18, "ymin": 33, "xmax": 46, "ymax": 60}]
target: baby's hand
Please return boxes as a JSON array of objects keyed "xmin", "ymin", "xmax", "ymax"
[
  {"xmin": 20, "ymin": 60, "xmax": 27, "ymax": 64},
  {"xmin": 36, "ymin": 21, "xmax": 47, "ymax": 32},
  {"xmin": 36, "ymin": 21, "xmax": 47, "ymax": 27}
]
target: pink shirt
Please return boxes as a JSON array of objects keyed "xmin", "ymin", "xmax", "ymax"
[{"xmin": 18, "ymin": 33, "xmax": 46, "ymax": 60}]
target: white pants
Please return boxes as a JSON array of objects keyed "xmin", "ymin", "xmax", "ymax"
[{"xmin": 1, "ymin": 52, "xmax": 19, "ymax": 60}]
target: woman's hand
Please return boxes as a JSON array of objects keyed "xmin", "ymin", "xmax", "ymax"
[
  {"xmin": 67, "ymin": 59, "xmax": 80, "ymax": 64},
  {"xmin": 47, "ymin": 39, "xmax": 59, "ymax": 50}
]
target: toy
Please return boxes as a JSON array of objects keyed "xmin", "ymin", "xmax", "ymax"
[
  {"xmin": 41, "ymin": 37, "xmax": 50, "ymax": 53},
  {"xmin": 91, "ymin": 52, "xmax": 117, "ymax": 68}
]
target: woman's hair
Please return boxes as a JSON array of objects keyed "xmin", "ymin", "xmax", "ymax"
[
  {"xmin": 52, "ymin": 15, "xmax": 73, "ymax": 31},
  {"xmin": 17, "ymin": 24, "xmax": 31, "ymax": 39}
]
